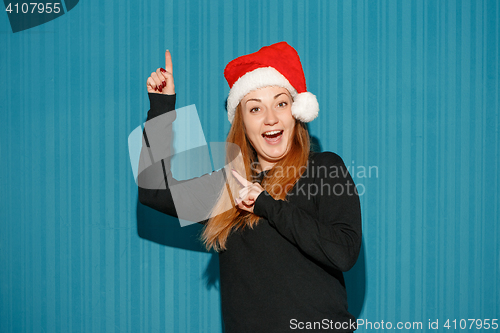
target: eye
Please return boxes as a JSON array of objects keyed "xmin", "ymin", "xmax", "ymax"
[
  {"xmin": 277, "ymin": 101, "xmax": 288, "ymax": 108},
  {"xmin": 249, "ymin": 107, "xmax": 260, "ymax": 113}
]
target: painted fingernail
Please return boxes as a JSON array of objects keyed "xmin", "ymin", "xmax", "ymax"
[
  {"xmin": 160, "ymin": 68, "xmax": 166, "ymax": 73},
  {"xmin": 158, "ymin": 85, "xmax": 163, "ymax": 92},
  {"xmin": 162, "ymin": 81, "xmax": 166, "ymax": 87}
]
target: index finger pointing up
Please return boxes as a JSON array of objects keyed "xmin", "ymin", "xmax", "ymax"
[{"xmin": 165, "ymin": 50, "xmax": 173, "ymax": 74}]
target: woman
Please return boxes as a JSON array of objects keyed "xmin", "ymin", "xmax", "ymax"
[{"xmin": 139, "ymin": 42, "xmax": 362, "ymax": 332}]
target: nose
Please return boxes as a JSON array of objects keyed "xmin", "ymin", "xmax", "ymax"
[{"xmin": 264, "ymin": 107, "xmax": 279, "ymax": 126}]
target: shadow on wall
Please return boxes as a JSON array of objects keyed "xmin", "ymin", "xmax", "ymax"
[
  {"xmin": 136, "ymin": 201, "xmax": 220, "ymax": 290},
  {"xmin": 344, "ymin": 239, "xmax": 366, "ymax": 319}
]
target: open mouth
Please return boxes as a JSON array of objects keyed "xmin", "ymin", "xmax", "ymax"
[{"xmin": 261, "ymin": 130, "xmax": 284, "ymax": 144}]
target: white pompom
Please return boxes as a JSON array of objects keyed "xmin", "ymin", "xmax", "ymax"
[{"xmin": 291, "ymin": 92, "xmax": 319, "ymax": 123}]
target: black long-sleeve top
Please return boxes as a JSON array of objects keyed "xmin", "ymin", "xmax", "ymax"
[{"xmin": 138, "ymin": 93, "xmax": 362, "ymax": 333}]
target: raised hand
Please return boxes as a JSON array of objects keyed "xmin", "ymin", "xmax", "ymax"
[
  {"xmin": 231, "ymin": 169, "xmax": 265, "ymax": 213},
  {"xmin": 147, "ymin": 50, "xmax": 175, "ymax": 95}
]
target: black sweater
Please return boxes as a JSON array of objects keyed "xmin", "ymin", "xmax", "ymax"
[{"xmin": 138, "ymin": 93, "xmax": 362, "ymax": 333}]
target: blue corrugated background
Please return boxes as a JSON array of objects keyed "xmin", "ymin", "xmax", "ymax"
[{"xmin": 1, "ymin": 0, "xmax": 498, "ymax": 332}]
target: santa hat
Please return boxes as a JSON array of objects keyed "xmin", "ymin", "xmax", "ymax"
[{"xmin": 224, "ymin": 41, "xmax": 319, "ymax": 124}]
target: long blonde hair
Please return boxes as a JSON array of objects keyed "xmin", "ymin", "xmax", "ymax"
[{"xmin": 200, "ymin": 103, "xmax": 311, "ymax": 252}]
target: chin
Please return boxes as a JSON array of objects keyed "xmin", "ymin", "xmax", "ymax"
[
  {"xmin": 251, "ymin": 136, "xmax": 292, "ymax": 166},
  {"xmin": 262, "ymin": 146, "xmax": 289, "ymax": 161}
]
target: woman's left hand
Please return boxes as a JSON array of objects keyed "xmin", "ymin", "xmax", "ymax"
[{"xmin": 231, "ymin": 169, "xmax": 265, "ymax": 213}]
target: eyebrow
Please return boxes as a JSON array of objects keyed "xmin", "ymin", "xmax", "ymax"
[{"xmin": 245, "ymin": 92, "xmax": 289, "ymax": 104}]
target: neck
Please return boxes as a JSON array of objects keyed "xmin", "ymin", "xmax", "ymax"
[{"xmin": 256, "ymin": 158, "xmax": 276, "ymax": 173}]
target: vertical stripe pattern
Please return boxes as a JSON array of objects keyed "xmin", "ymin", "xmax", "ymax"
[{"xmin": 0, "ymin": 0, "xmax": 498, "ymax": 332}]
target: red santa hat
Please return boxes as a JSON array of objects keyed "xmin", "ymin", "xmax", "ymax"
[{"xmin": 224, "ymin": 41, "xmax": 319, "ymax": 124}]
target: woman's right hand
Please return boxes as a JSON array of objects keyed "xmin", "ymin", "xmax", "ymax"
[{"xmin": 147, "ymin": 50, "xmax": 175, "ymax": 95}]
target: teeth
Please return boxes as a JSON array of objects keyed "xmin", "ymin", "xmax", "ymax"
[{"xmin": 263, "ymin": 130, "xmax": 282, "ymax": 136}]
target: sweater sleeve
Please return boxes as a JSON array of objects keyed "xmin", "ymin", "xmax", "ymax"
[
  {"xmin": 137, "ymin": 93, "xmax": 226, "ymax": 223},
  {"xmin": 137, "ymin": 93, "xmax": 179, "ymax": 217},
  {"xmin": 253, "ymin": 152, "xmax": 362, "ymax": 272}
]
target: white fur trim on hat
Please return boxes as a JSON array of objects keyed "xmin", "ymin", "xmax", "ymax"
[
  {"xmin": 227, "ymin": 67, "xmax": 297, "ymax": 124},
  {"xmin": 291, "ymin": 92, "xmax": 319, "ymax": 123}
]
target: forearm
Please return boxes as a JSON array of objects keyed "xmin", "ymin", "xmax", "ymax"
[
  {"xmin": 254, "ymin": 192, "xmax": 361, "ymax": 271},
  {"xmin": 253, "ymin": 153, "xmax": 362, "ymax": 271},
  {"xmin": 137, "ymin": 93, "xmax": 178, "ymax": 216},
  {"xmin": 137, "ymin": 93, "xmax": 227, "ymax": 223}
]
